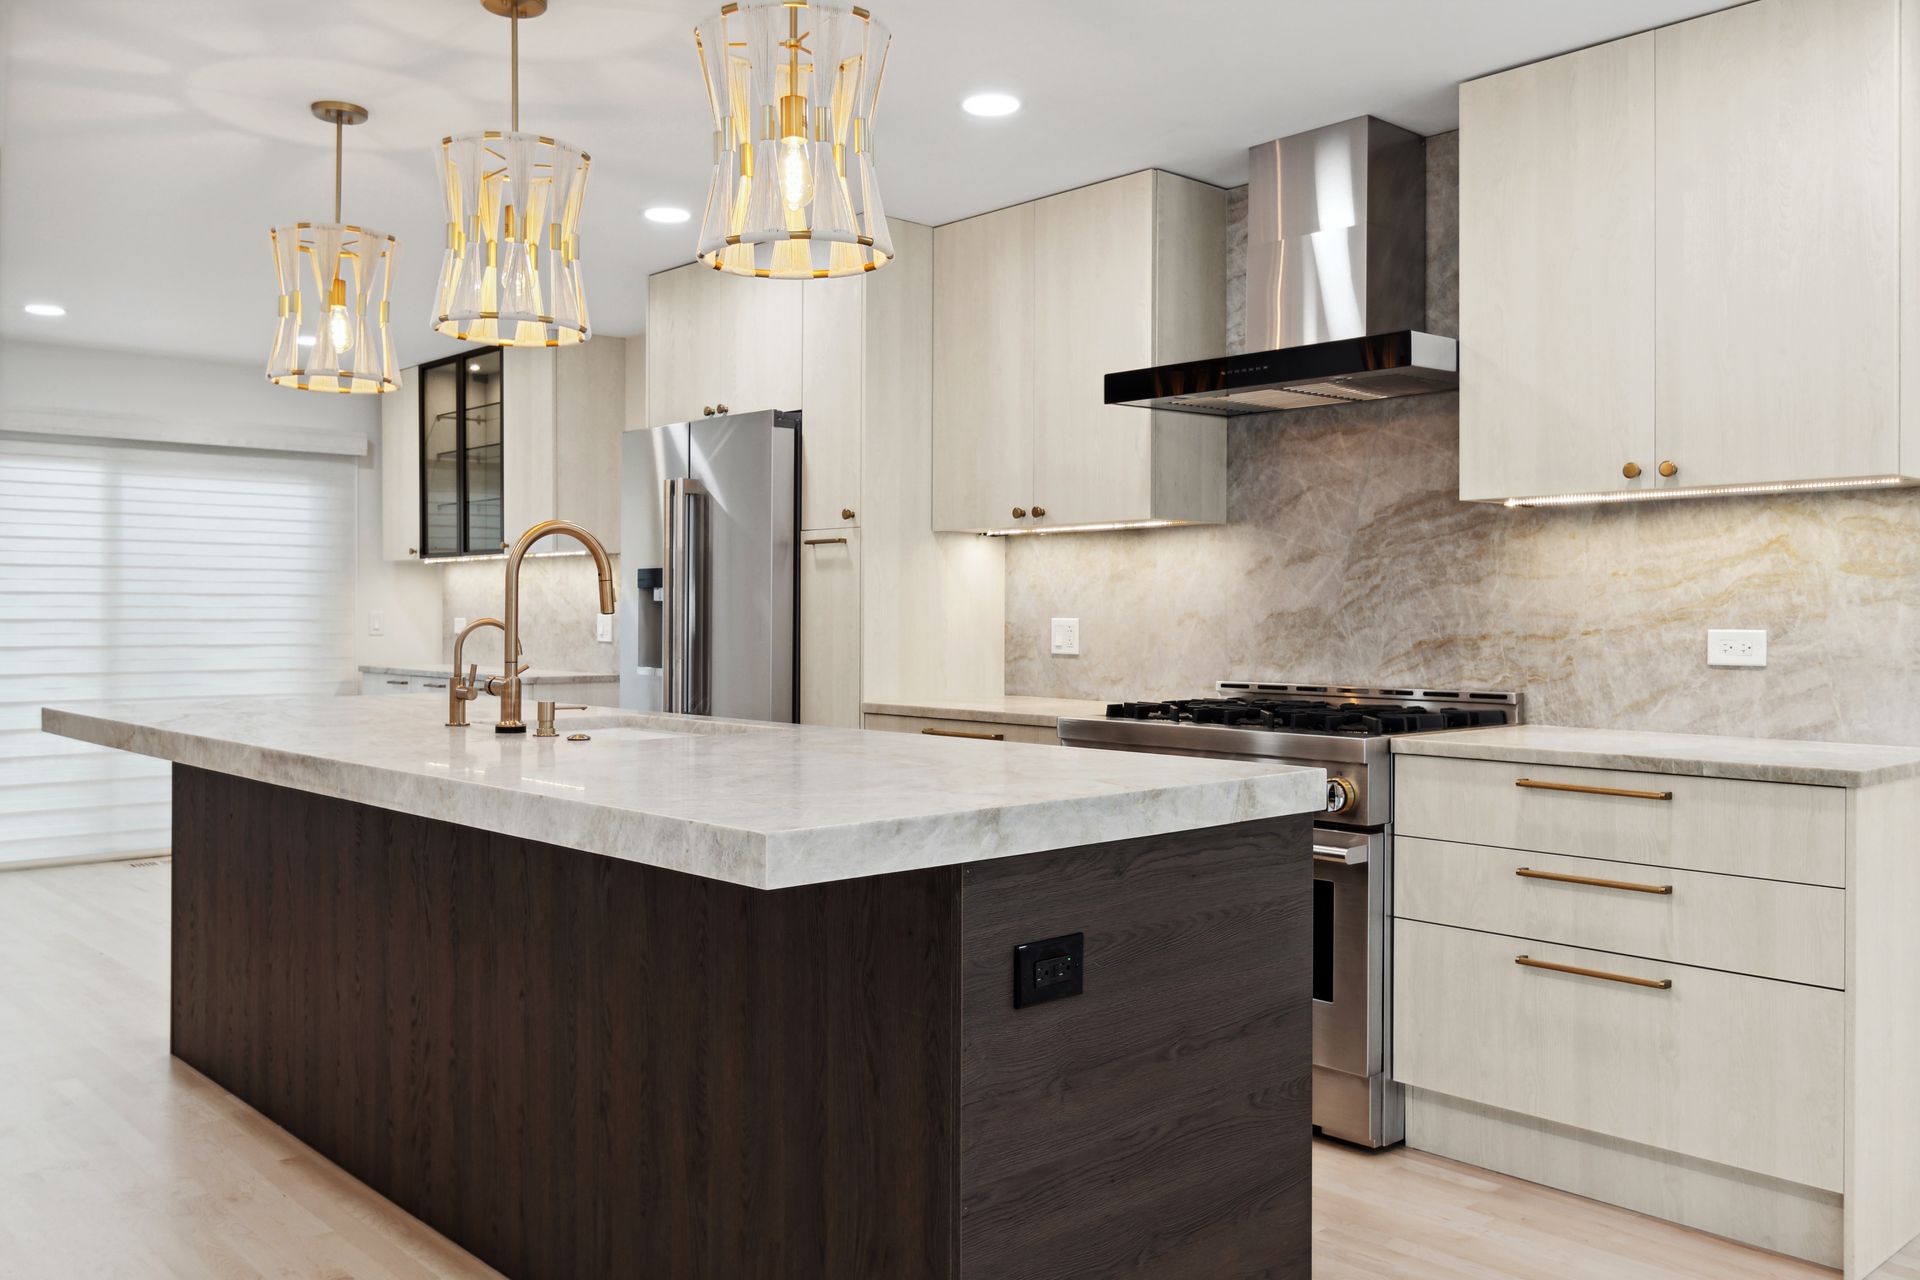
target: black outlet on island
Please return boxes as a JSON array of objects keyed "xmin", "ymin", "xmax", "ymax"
[{"xmin": 1013, "ymin": 932, "xmax": 1084, "ymax": 1008}]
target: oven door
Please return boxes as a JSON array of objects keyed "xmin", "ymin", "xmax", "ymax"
[{"xmin": 1311, "ymin": 826, "xmax": 1386, "ymax": 1081}]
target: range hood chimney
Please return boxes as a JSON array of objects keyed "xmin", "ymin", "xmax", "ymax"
[{"xmin": 1106, "ymin": 116, "xmax": 1457, "ymax": 416}]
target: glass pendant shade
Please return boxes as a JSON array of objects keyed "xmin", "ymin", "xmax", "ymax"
[
  {"xmin": 694, "ymin": 0, "xmax": 893, "ymax": 278},
  {"xmin": 434, "ymin": 131, "xmax": 591, "ymax": 346},
  {"xmin": 268, "ymin": 223, "xmax": 398, "ymax": 392}
]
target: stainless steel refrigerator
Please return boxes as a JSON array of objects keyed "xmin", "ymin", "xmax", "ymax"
[{"xmin": 618, "ymin": 410, "xmax": 799, "ymax": 721}]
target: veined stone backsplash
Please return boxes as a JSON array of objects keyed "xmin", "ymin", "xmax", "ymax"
[
  {"xmin": 1004, "ymin": 131, "xmax": 1920, "ymax": 745},
  {"xmin": 441, "ymin": 552, "xmax": 621, "ymax": 676}
]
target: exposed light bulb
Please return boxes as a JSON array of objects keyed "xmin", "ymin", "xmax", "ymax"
[
  {"xmin": 777, "ymin": 135, "xmax": 814, "ymax": 212},
  {"xmin": 325, "ymin": 274, "xmax": 354, "ymax": 352}
]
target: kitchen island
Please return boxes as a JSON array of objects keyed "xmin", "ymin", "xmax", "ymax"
[{"xmin": 43, "ymin": 696, "xmax": 1325, "ymax": 1280}]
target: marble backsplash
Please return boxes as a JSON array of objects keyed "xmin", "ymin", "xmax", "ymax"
[
  {"xmin": 441, "ymin": 553, "xmax": 621, "ymax": 676},
  {"xmin": 1004, "ymin": 131, "xmax": 1920, "ymax": 745}
]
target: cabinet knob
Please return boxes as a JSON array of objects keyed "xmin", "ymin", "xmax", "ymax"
[
  {"xmin": 408, "ymin": 547, "xmax": 418, "ymax": 556},
  {"xmin": 1621, "ymin": 462, "xmax": 1642, "ymax": 480},
  {"xmin": 1658, "ymin": 460, "xmax": 1679, "ymax": 478},
  {"xmin": 715, "ymin": 403, "xmax": 729, "ymax": 415},
  {"xmin": 702, "ymin": 405, "xmax": 715, "ymax": 417},
  {"xmin": 1011, "ymin": 507, "xmax": 1027, "ymax": 519},
  {"xmin": 1032, "ymin": 505, "xmax": 1047, "ymax": 518},
  {"xmin": 841, "ymin": 507, "xmax": 856, "ymax": 521}
]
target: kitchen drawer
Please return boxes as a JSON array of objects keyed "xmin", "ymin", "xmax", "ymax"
[
  {"xmin": 1394, "ymin": 755, "xmax": 1844, "ymax": 886},
  {"xmin": 1394, "ymin": 919, "xmax": 1843, "ymax": 1191},
  {"xmin": 862, "ymin": 712, "xmax": 1058, "ymax": 746},
  {"xmin": 361, "ymin": 673, "xmax": 422, "ymax": 696},
  {"xmin": 1395, "ymin": 836, "xmax": 1844, "ymax": 988}
]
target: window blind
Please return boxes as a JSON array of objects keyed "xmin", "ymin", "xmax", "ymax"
[{"xmin": 0, "ymin": 432, "xmax": 356, "ymax": 867}]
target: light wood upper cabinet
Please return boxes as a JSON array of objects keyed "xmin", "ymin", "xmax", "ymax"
[
  {"xmin": 644, "ymin": 264, "xmax": 802, "ymax": 427},
  {"xmin": 1458, "ymin": 33, "xmax": 1656, "ymax": 502},
  {"xmin": 933, "ymin": 201, "xmax": 1036, "ymax": 532},
  {"xmin": 1458, "ymin": 0, "xmax": 1920, "ymax": 502},
  {"xmin": 801, "ymin": 277, "xmax": 865, "ymax": 531},
  {"xmin": 933, "ymin": 172, "xmax": 1226, "ymax": 533},
  {"xmin": 1654, "ymin": 0, "xmax": 1901, "ymax": 485}
]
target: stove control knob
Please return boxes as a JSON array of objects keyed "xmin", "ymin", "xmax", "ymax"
[{"xmin": 1325, "ymin": 777, "xmax": 1358, "ymax": 816}]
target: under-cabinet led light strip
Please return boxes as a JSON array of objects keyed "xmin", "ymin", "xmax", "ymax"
[
  {"xmin": 1504, "ymin": 475, "xmax": 1909, "ymax": 508},
  {"xmin": 981, "ymin": 519, "xmax": 1189, "ymax": 537},
  {"xmin": 424, "ymin": 547, "xmax": 595, "ymax": 564}
]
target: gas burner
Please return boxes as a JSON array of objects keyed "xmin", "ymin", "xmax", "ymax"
[{"xmin": 1102, "ymin": 694, "xmax": 1512, "ymax": 738}]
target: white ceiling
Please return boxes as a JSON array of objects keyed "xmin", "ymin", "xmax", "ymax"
[{"xmin": 0, "ymin": 0, "xmax": 1735, "ymax": 369}]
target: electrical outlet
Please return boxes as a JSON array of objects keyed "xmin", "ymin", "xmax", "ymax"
[
  {"xmin": 596, "ymin": 613, "xmax": 614, "ymax": 643},
  {"xmin": 1707, "ymin": 628, "xmax": 1767, "ymax": 668},
  {"xmin": 368, "ymin": 610, "xmax": 385, "ymax": 637},
  {"xmin": 452, "ymin": 616, "xmax": 468, "ymax": 635},
  {"xmin": 1050, "ymin": 617, "xmax": 1080, "ymax": 656}
]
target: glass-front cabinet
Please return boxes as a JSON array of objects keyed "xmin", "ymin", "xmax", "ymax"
[{"xmin": 419, "ymin": 348, "xmax": 504, "ymax": 557}]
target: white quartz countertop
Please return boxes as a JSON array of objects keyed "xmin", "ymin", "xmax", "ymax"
[
  {"xmin": 861, "ymin": 694, "xmax": 1111, "ymax": 728},
  {"xmin": 1392, "ymin": 724, "xmax": 1920, "ymax": 788},
  {"xmin": 43, "ymin": 696, "xmax": 1324, "ymax": 890},
  {"xmin": 360, "ymin": 664, "xmax": 616, "ymax": 684}
]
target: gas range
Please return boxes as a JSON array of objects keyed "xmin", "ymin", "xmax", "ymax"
[
  {"xmin": 1059, "ymin": 679, "xmax": 1521, "ymax": 1150},
  {"xmin": 1058, "ymin": 683, "xmax": 1520, "ymax": 827}
]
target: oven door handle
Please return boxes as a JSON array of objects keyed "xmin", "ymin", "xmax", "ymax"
[{"xmin": 1312, "ymin": 843, "xmax": 1369, "ymax": 865}]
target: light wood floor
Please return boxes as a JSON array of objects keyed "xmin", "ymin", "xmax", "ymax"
[{"xmin": 1, "ymin": 858, "xmax": 1912, "ymax": 1280}]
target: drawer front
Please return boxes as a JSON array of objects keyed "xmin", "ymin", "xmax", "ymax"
[
  {"xmin": 1395, "ymin": 755, "xmax": 1844, "ymax": 886},
  {"xmin": 363, "ymin": 674, "xmax": 418, "ymax": 696},
  {"xmin": 862, "ymin": 713, "xmax": 1059, "ymax": 746},
  {"xmin": 1395, "ymin": 836, "xmax": 1844, "ymax": 988},
  {"xmin": 1394, "ymin": 919, "xmax": 1843, "ymax": 1190}
]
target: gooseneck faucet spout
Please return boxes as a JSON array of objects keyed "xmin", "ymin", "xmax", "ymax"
[
  {"xmin": 494, "ymin": 519, "xmax": 617, "ymax": 734},
  {"xmin": 447, "ymin": 616, "xmax": 504, "ymax": 727}
]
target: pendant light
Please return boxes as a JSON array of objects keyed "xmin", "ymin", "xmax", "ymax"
[
  {"xmin": 267, "ymin": 101, "xmax": 399, "ymax": 394},
  {"xmin": 693, "ymin": 0, "xmax": 893, "ymax": 278},
  {"xmin": 434, "ymin": 0, "xmax": 592, "ymax": 346}
]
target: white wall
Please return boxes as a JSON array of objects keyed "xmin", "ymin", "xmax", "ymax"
[{"xmin": 0, "ymin": 336, "xmax": 443, "ymax": 673}]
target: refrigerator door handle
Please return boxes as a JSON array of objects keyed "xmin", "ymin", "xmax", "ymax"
[{"xmin": 663, "ymin": 477, "xmax": 709, "ymax": 714}]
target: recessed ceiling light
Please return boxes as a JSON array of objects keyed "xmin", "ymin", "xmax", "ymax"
[
  {"xmin": 643, "ymin": 206, "xmax": 691, "ymax": 224},
  {"xmin": 297, "ymin": 334, "xmax": 317, "ymax": 347},
  {"xmin": 22, "ymin": 302, "xmax": 66, "ymax": 317},
  {"xmin": 961, "ymin": 92, "xmax": 1021, "ymax": 118},
  {"xmin": 468, "ymin": 362, "xmax": 481, "ymax": 372}
]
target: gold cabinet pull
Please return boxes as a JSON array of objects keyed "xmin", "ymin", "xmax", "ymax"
[
  {"xmin": 1622, "ymin": 462, "xmax": 1642, "ymax": 479},
  {"xmin": 1516, "ymin": 954, "xmax": 1671, "ymax": 990},
  {"xmin": 1032, "ymin": 505, "xmax": 1047, "ymax": 517},
  {"xmin": 1658, "ymin": 460, "xmax": 1678, "ymax": 477},
  {"xmin": 1516, "ymin": 867, "xmax": 1673, "ymax": 895},
  {"xmin": 803, "ymin": 536, "xmax": 848, "ymax": 546},
  {"xmin": 921, "ymin": 727, "xmax": 1004, "ymax": 741},
  {"xmin": 840, "ymin": 507, "xmax": 856, "ymax": 520},
  {"xmin": 1011, "ymin": 507, "xmax": 1028, "ymax": 519},
  {"xmin": 1516, "ymin": 778, "xmax": 1673, "ymax": 801}
]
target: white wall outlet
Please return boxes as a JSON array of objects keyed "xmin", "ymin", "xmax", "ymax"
[
  {"xmin": 368, "ymin": 610, "xmax": 385, "ymax": 637},
  {"xmin": 1707, "ymin": 628, "xmax": 1767, "ymax": 668},
  {"xmin": 452, "ymin": 616, "xmax": 468, "ymax": 635},
  {"xmin": 596, "ymin": 613, "xmax": 615, "ymax": 643},
  {"xmin": 1050, "ymin": 617, "xmax": 1081, "ymax": 656}
]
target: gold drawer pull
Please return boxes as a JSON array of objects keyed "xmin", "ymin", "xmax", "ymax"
[
  {"xmin": 1516, "ymin": 778, "xmax": 1673, "ymax": 801},
  {"xmin": 1516, "ymin": 867, "xmax": 1673, "ymax": 895},
  {"xmin": 803, "ymin": 536, "xmax": 848, "ymax": 546},
  {"xmin": 1516, "ymin": 955, "xmax": 1672, "ymax": 990},
  {"xmin": 921, "ymin": 727, "xmax": 1004, "ymax": 741}
]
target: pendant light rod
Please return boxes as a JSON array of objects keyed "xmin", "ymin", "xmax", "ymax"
[
  {"xmin": 480, "ymin": 0, "xmax": 549, "ymax": 131},
  {"xmin": 309, "ymin": 100, "xmax": 369, "ymax": 223}
]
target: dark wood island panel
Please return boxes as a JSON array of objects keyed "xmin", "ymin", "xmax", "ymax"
[{"xmin": 171, "ymin": 764, "xmax": 1310, "ymax": 1280}]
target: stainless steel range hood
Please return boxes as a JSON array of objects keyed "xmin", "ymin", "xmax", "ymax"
[{"xmin": 1106, "ymin": 116, "xmax": 1457, "ymax": 417}]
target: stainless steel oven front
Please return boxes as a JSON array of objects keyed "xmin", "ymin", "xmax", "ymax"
[{"xmin": 1310, "ymin": 826, "xmax": 1400, "ymax": 1147}]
